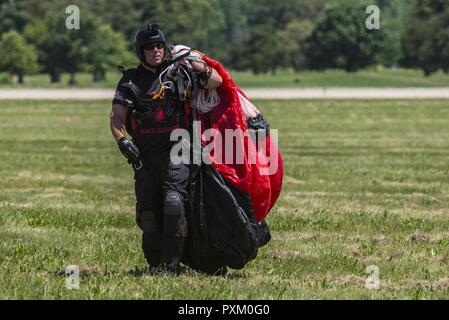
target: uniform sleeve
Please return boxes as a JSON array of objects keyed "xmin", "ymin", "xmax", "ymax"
[{"xmin": 112, "ymin": 76, "xmax": 129, "ymax": 106}]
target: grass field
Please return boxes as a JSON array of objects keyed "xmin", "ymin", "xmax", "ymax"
[
  {"xmin": 1, "ymin": 99, "xmax": 449, "ymax": 299},
  {"xmin": 2, "ymin": 68, "xmax": 449, "ymax": 89}
]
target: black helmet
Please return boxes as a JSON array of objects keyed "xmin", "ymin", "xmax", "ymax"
[{"xmin": 133, "ymin": 23, "xmax": 166, "ymax": 63}]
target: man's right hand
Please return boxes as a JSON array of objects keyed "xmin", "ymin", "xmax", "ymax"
[{"xmin": 117, "ymin": 137, "xmax": 141, "ymax": 164}]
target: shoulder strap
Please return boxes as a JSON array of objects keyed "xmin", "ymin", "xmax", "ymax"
[{"xmin": 117, "ymin": 65, "xmax": 138, "ymax": 82}]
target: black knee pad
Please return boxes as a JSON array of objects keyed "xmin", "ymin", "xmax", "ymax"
[
  {"xmin": 137, "ymin": 210, "xmax": 161, "ymax": 234},
  {"xmin": 163, "ymin": 191, "xmax": 187, "ymax": 238},
  {"xmin": 164, "ymin": 191, "xmax": 184, "ymax": 215}
]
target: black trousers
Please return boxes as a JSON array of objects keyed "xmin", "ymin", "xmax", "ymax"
[{"xmin": 134, "ymin": 154, "xmax": 189, "ymax": 269}]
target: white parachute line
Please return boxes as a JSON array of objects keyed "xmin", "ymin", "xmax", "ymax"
[
  {"xmin": 158, "ymin": 64, "xmax": 174, "ymax": 86},
  {"xmin": 193, "ymin": 89, "xmax": 220, "ymax": 114}
]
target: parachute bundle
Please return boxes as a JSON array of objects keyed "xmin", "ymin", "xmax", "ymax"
[{"xmin": 197, "ymin": 53, "xmax": 284, "ymax": 222}]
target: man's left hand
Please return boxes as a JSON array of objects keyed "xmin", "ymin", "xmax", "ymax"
[{"xmin": 117, "ymin": 137, "xmax": 141, "ymax": 164}]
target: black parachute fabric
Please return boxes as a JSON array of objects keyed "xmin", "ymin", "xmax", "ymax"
[{"xmin": 181, "ymin": 163, "xmax": 271, "ymax": 274}]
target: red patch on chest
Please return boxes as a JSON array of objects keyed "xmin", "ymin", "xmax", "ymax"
[{"xmin": 153, "ymin": 106, "xmax": 166, "ymax": 121}]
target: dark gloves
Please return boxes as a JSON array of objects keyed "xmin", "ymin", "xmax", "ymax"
[
  {"xmin": 117, "ymin": 137, "xmax": 142, "ymax": 165},
  {"xmin": 193, "ymin": 63, "xmax": 212, "ymax": 89}
]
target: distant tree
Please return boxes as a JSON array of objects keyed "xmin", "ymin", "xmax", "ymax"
[
  {"xmin": 0, "ymin": 0, "xmax": 29, "ymax": 34},
  {"xmin": 23, "ymin": 19, "xmax": 49, "ymax": 73},
  {"xmin": 0, "ymin": 31, "xmax": 39, "ymax": 83},
  {"xmin": 215, "ymin": 0, "xmax": 250, "ymax": 66},
  {"xmin": 87, "ymin": 0, "xmax": 144, "ymax": 44},
  {"xmin": 231, "ymin": 0, "xmax": 327, "ymax": 73},
  {"xmin": 277, "ymin": 20, "xmax": 314, "ymax": 71},
  {"xmin": 373, "ymin": 0, "xmax": 412, "ymax": 65},
  {"xmin": 16, "ymin": 0, "xmax": 61, "ymax": 17},
  {"xmin": 33, "ymin": 11, "xmax": 98, "ymax": 84},
  {"xmin": 243, "ymin": 0, "xmax": 325, "ymax": 28},
  {"xmin": 435, "ymin": 5, "xmax": 449, "ymax": 73},
  {"xmin": 147, "ymin": 0, "xmax": 227, "ymax": 60},
  {"xmin": 38, "ymin": 13, "xmax": 75, "ymax": 83},
  {"xmin": 84, "ymin": 24, "xmax": 136, "ymax": 82},
  {"xmin": 304, "ymin": 1, "xmax": 395, "ymax": 72},
  {"xmin": 232, "ymin": 24, "xmax": 282, "ymax": 75},
  {"xmin": 401, "ymin": 0, "xmax": 449, "ymax": 76}
]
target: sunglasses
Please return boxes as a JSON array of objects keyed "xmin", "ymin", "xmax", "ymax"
[{"xmin": 143, "ymin": 42, "xmax": 164, "ymax": 50}]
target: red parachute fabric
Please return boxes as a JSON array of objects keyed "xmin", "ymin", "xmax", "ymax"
[{"xmin": 197, "ymin": 54, "xmax": 284, "ymax": 221}]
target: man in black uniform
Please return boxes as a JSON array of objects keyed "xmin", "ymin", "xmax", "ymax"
[{"xmin": 109, "ymin": 24, "xmax": 222, "ymax": 274}]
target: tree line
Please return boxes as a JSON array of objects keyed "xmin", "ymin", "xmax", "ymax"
[{"xmin": 0, "ymin": 0, "xmax": 447, "ymax": 84}]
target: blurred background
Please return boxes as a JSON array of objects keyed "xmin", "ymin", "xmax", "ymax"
[{"xmin": 0, "ymin": 0, "xmax": 448, "ymax": 88}]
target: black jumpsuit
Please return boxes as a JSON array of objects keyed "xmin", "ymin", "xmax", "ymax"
[{"xmin": 113, "ymin": 64, "xmax": 190, "ymax": 272}]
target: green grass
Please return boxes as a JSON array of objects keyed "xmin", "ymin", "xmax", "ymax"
[
  {"xmin": 233, "ymin": 68, "xmax": 449, "ymax": 88},
  {"xmin": 1, "ymin": 99, "xmax": 449, "ymax": 299},
  {"xmin": 2, "ymin": 68, "xmax": 449, "ymax": 88}
]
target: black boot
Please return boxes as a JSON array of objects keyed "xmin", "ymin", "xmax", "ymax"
[{"xmin": 158, "ymin": 262, "xmax": 181, "ymax": 276}]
